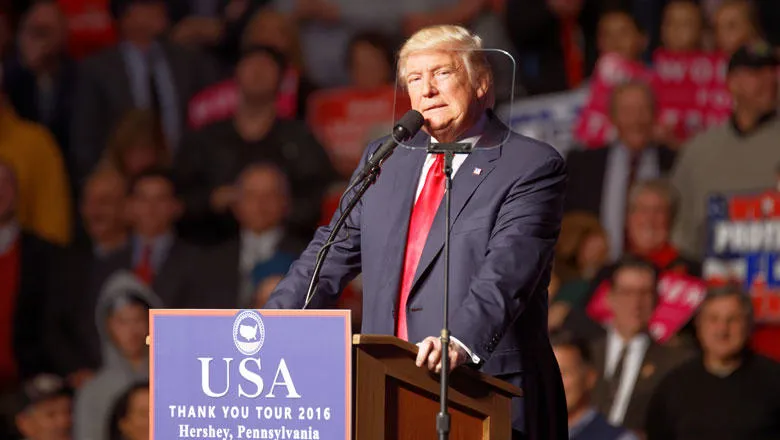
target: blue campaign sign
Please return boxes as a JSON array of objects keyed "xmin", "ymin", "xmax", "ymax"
[{"xmin": 150, "ymin": 309, "xmax": 351, "ymax": 440}]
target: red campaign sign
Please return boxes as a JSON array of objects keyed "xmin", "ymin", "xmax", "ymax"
[
  {"xmin": 652, "ymin": 50, "xmax": 732, "ymax": 140},
  {"xmin": 574, "ymin": 53, "xmax": 652, "ymax": 147},
  {"xmin": 307, "ymin": 86, "xmax": 411, "ymax": 175},
  {"xmin": 586, "ymin": 271, "xmax": 707, "ymax": 343}
]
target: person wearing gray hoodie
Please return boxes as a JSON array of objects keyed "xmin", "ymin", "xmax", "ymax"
[{"xmin": 72, "ymin": 271, "xmax": 162, "ymax": 440}]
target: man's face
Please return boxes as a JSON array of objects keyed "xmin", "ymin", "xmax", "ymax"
[
  {"xmin": 18, "ymin": 2, "xmax": 65, "ymax": 70},
  {"xmin": 598, "ymin": 13, "xmax": 646, "ymax": 60},
  {"xmin": 128, "ymin": 177, "xmax": 180, "ymax": 238},
  {"xmin": 696, "ymin": 295, "xmax": 750, "ymax": 361},
  {"xmin": 119, "ymin": 388, "xmax": 150, "ymax": 440},
  {"xmin": 350, "ymin": 41, "xmax": 391, "ymax": 89},
  {"xmin": 107, "ymin": 303, "xmax": 149, "ymax": 360},
  {"xmin": 0, "ymin": 164, "xmax": 16, "ymax": 223},
  {"xmin": 16, "ymin": 396, "xmax": 72, "ymax": 440},
  {"xmin": 80, "ymin": 174, "xmax": 127, "ymax": 243},
  {"xmin": 661, "ymin": 2, "xmax": 702, "ymax": 51},
  {"xmin": 715, "ymin": 4, "xmax": 755, "ymax": 54},
  {"xmin": 121, "ymin": 2, "xmax": 168, "ymax": 41},
  {"xmin": 728, "ymin": 67, "xmax": 778, "ymax": 116},
  {"xmin": 627, "ymin": 189, "xmax": 670, "ymax": 254},
  {"xmin": 612, "ymin": 85, "xmax": 655, "ymax": 151},
  {"xmin": 608, "ymin": 267, "xmax": 657, "ymax": 337},
  {"xmin": 233, "ymin": 168, "xmax": 288, "ymax": 233},
  {"xmin": 236, "ymin": 53, "xmax": 282, "ymax": 104},
  {"xmin": 404, "ymin": 50, "xmax": 486, "ymax": 142},
  {"xmin": 554, "ymin": 346, "xmax": 595, "ymax": 413}
]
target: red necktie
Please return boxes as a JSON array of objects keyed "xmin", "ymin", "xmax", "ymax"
[
  {"xmin": 396, "ymin": 154, "xmax": 446, "ymax": 341},
  {"xmin": 135, "ymin": 244, "xmax": 154, "ymax": 285}
]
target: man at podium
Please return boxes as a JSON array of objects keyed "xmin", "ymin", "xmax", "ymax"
[{"xmin": 265, "ymin": 25, "xmax": 568, "ymax": 440}]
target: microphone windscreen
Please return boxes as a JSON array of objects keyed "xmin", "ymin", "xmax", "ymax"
[{"xmin": 395, "ymin": 110, "xmax": 425, "ymax": 139}]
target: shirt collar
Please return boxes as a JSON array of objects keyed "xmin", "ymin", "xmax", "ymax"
[
  {"xmin": 608, "ymin": 327, "xmax": 650, "ymax": 350},
  {"xmin": 133, "ymin": 231, "xmax": 174, "ymax": 252},
  {"xmin": 241, "ymin": 228, "xmax": 283, "ymax": 247},
  {"xmin": 0, "ymin": 221, "xmax": 20, "ymax": 254},
  {"xmin": 730, "ymin": 110, "xmax": 777, "ymax": 137}
]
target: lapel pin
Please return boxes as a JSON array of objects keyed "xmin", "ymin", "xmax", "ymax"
[{"xmin": 473, "ymin": 167, "xmax": 482, "ymax": 175}]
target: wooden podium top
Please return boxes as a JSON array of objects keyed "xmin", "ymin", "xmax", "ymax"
[{"xmin": 353, "ymin": 334, "xmax": 522, "ymax": 398}]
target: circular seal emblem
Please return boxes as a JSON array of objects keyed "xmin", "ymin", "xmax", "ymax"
[{"xmin": 232, "ymin": 310, "xmax": 265, "ymax": 356}]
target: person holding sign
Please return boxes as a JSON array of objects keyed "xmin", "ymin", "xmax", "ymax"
[{"xmin": 265, "ymin": 25, "xmax": 568, "ymax": 440}]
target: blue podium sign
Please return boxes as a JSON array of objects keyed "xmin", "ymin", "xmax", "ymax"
[{"xmin": 150, "ymin": 309, "xmax": 351, "ymax": 440}]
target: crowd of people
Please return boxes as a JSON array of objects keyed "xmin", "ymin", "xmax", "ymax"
[{"xmin": 1, "ymin": 0, "xmax": 780, "ymax": 439}]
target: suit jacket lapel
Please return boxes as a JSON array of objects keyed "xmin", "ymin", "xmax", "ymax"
[{"xmin": 409, "ymin": 115, "xmax": 506, "ymax": 293}]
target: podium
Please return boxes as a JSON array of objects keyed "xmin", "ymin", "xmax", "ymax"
[
  {"xmin": 148, "ymin": 310, "xmax": 521, "ymax": 440},
  {"xmin": 353, "ymin": 334, "xmax": 522, "ymax": 440}
]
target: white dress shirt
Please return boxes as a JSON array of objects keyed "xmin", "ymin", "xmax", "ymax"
[
  {"xmin": 605, "ymin": 329, "xmax": 651, "ymax": 426},
  {"xmin": 412, "ymin": 117, "xmax": 486, "ymax": 364}
]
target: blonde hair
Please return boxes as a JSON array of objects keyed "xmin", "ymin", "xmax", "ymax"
[{"xmin": 397, "ymin": 25, "xmax": 494, "ymax": 107}]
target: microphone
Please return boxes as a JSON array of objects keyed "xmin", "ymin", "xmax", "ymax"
[{"xmin": 352, "ymin": 109, "xmax": 424, "ymax": 184}]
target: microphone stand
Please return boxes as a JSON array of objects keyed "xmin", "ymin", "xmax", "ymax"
[
  {"xmin": 302, "ymin": 168, "xmax": 379, "ymax": 309},
  {"xmin": 428, "ymin": 142, "xmax": 472, "ymax": 440}
]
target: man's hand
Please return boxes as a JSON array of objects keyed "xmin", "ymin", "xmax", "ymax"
[{"xmin": 415, "ymin": 336, "xmax": 468, "ymax": 374}]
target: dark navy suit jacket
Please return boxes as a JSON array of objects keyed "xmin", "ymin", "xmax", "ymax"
[{"xmin": 265, "ymin": 112, "xmax": 569, "ymax": 440}]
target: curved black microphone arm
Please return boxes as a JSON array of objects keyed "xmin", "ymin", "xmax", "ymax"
[{"xmin": 302, "ymin": 166, "xmax": 379, "ymax": 310}]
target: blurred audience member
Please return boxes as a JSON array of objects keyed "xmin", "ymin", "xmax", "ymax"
[
  {"xmin": 549, "ymin": 263, "xmax": 606, "ymax": 343},
  {"xmin": 70, "ymin": 0, "xmax": 219, "ymax": 186},
  {"xmin": 175, "ymin": 45, "xmax": 336, "ymax": 245},
  {"xmin": 107, "ymin": 169, "xmax": 204, "ymax": 307},
  {"xmin": 73, "ymin": 271, "xmax": 160, "ymax": 440},
  {"xmin": 597, "ymin": 9, "xmax": 647, "ymax": 61},
  {"xmin": 554, "ymin": 212, "xmax": 609, "ymax": 307},
  {"xmin": 347, "ymin": 31, "xmax": 394, "ymax": 89},
  {"xmin": 566, "ymin": 81, "xmax": 676, "ymax": 260},
  {"xmin": 660, "ymin": 0, "xmax": 704, "ymax": 52},
  {"xmin": 44, "ymin": 168, "xmax": 129, "ymax": 385},
  {"xmin": 591, "ymin": 257, "xmax": 691, "ymax": 434},
  {"xmin": 100, "ymin": 110, "xmax": 170, "ymax": 180},
  {"xmin": 278, "ymin": 0, "xmax": 405, "ymax": 87},
  {"xmin": 624, "ymin": 179, "xmax": 699, "ymax": 274},
  {"xmin": 552, "ymin": 330, "xmax": 637, "ymax": 440},
  {"xmin": 204, "ymin": 164, "xmax": 302, "ymax": 308},
  {"xmin": 107, "ymin": 381, "xmax": 148, "ymax": 440},
  {"xmin": 647, "ymin": 285, "xmax": 780, "ymax": 440},
  {"xmin": 505, "ymin": 0, "xmax": 600, "ymax": 95},
  {"xmin": 713, "ymin": 0, "xmax": 759, "ymax": 54},
  {"xmin": 0, "ymin": 95, "xmax": 71, "ymax": 245},
  {"xmin": 187, "ymin": 7, "xmax": 314, "ymax": 128},
  {"xmin": 14, "ymin": 374, "xmax": 72, "ymax": 440},
  {"xmin": 3, "ymin": 1, "xmax": 75, "ymax": 158},
  {"xmin": 672, "ymin": 42, "xmax": 780, "ymax": 259},
  {"xmin": 0, "ymin": 161, "xmax": 60, "ymax": 386}
]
